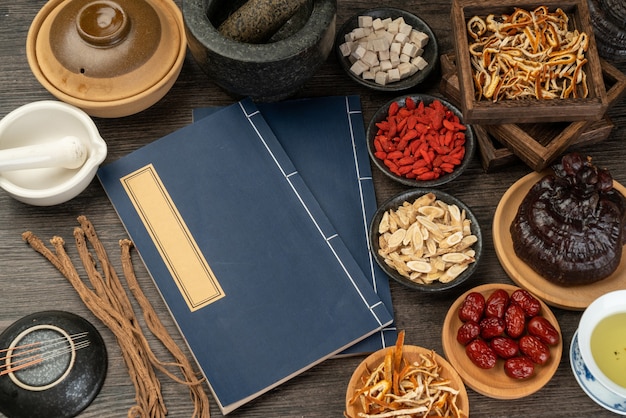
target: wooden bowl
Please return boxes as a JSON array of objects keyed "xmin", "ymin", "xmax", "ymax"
[
  {"xmin": 345, "ymin": 345, "xmax": 469, "ymax": 418},
  {"xmin": 442, "ymin": 283, "xmax": 563, "ymax": 399},
  {"xmin": 451, "ymin": 0, "xmax": 608, "ymax": 124}
]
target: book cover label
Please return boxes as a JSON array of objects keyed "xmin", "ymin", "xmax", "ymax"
[{"xmin": 121, "ymin": 164, "xmax": 225, "ymax": 311}]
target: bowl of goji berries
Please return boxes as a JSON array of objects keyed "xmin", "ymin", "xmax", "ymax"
[{"xmin": 367, "ymin": 94, "xmax": 475, "ymax": 187}]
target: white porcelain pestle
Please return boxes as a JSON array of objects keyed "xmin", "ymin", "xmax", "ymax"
[{"xmin": 0, "ymin": 136, "xmax": 88, "ymax": 172}]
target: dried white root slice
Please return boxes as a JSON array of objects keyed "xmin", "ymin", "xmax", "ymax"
[
  {"xmin": 407, "ymin": 260, "xmax": 432, "ymax": 273},
  {"xmin": 440, "ymin": 263, "xmax": 469, "ymax": 283},
  {"xmin": 379, "ymin": 211, "xmax": 390, "ymax": 234},
  {"xmin": 387, "ymin": 229, "xmax": 406, "ymax": 248},
  {"xmin": 441, "ymin": 252, "xmax": 473, "ymax": 264},
  {"xmin": 439, "ymin": 231, "xmax": 464, "ymax": 249},
  {"xmin": 418, "ymin": 205, "xmax": 445, "ymax": 219}
]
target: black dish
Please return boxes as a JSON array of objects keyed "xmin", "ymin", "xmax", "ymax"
[
  {"xmin": 335, "ymin": 7, "xmax": 439, "ymax": 92},
  {"xmin": 369, "ymin": 188, "xmax": 482, "ymax": 291},
  {"xmin": 366, "ymin": 94, "xmax": 475, "ymax": 187},
  {"xmin": 0, "ymin": 311, "xmax": 107, "ymax": 418}
]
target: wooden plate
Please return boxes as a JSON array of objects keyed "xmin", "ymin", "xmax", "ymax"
[
  {"xmin": 493, "ymin": 171, "xmax": 626, "ymax": 310},
  {"xmin": 441, "ymin": 283, "xmax": 562, "ymax": 399},
  {"xmin": 345, "ymin": 345, "xmax": 469, "ymax": 418}
]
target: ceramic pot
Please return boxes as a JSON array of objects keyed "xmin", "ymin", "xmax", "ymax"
[{"xmin": 27, "ymin": 0, "xmax": 186, "ymax": 118}]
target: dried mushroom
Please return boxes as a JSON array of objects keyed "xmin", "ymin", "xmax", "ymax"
[{"xmin": 511, "ymin": 152, "xmax": 626, "ymax": 285}]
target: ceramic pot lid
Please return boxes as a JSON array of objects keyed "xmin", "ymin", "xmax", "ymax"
[{"xmin": 28, "ymin": 0, "xmax": 183, "ymax": 103}]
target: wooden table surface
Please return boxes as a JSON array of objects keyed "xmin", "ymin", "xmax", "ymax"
[{"xmin": 1, "ymin": 1, "xmax": 625, "ymax": 417}]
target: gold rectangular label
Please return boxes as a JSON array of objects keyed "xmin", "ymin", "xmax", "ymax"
[{"xmin": 121, "ymin": 164, "xmax": 225, "ymax": 311}]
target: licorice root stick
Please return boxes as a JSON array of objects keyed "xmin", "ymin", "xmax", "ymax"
[
  {"xmin": 22, "ymin": 216, "xmax": 211, "ymax": 418},
  {"xmin": 51, "ymin": 234, "xmax": 165, "ymax": 418},
  {"xmin": 120, "ymin": 239, "xmax": 210, "ymax": 418},
  {"xmin": 70, "ymin": 227, "xmax": 166, "ymax": 417}
]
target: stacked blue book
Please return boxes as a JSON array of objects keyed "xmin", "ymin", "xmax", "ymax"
[{"xmin": 98, "ymin": 96, "xmax": 396, "ymax": 415}]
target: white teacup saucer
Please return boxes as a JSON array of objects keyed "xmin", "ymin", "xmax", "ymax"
[{"xmin": 570, "ymin": 329, "xmax": 626, "ymax": 415}]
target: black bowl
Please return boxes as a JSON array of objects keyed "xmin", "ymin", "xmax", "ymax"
[
  {"xmin": 367, "ymin": 94, "xmax": 475, "ymax": 187},
  {"xmin": 335, "ymin": 7, "xmax": 438, "ymax": 91},
  {"xmin": 369, "ymin": 188, "xmax": 482, "ymax": 291}
]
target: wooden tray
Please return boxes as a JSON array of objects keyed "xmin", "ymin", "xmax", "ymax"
[
  {"xmin": 451, "ymin": 0, "xmax": 608, "ymax": 124},
  {"xmin": 440, "ymin": 52, "xmax": 626, "ymax": 172}
]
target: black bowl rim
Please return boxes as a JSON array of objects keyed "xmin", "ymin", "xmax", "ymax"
[
  {"xmin": 369, "ymin": 188, "xmax": 483, "ymax": 291},
  {"xmin": 366, "ymin": 93, "xmax": 475, "ymax": 187},
  {"xmin": 334, "ymin": 7, "xmax": 439, "ymax": 92}
]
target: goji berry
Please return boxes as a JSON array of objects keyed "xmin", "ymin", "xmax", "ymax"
[
  {"xmin": 413, "ymin": 166, "xmax": 429, "ymax": 176},
  {"xmin": 402, "ymin": 130, "xmax": 418, "ymax": 141},
  {"xmin": 412, "ymin": 159, "xmax": 428, "ymax": 169},
  {"xmin": 396, "ymin": 138, "xmax": 409, "ymax": 151},
  {"xmin": 417, "ymin": 171, "xmax": 437, "ymax": 181},
  {"xmin": 386, "ymin": 150, "xmax": 403, "ymax": 160},
  {"xmin": 376, "ymin": 121, "xmax": 390, "ymax": 130},
  {"xmin": 405, "ymin": 96, "xmax": 416, "ymax": 110},
  {"xmin": 440, "ymin": 163, "xmax": 455, "ymax": 173},
  {"xmin": 398, "ymin": 164, "xmax": 413, "ymax": 175},
  {"xmin": 388, "ymin": 101, "xmax": 399, "ymax": 117},
  {"xmin": 374, "ymin": 137, "xmax": 383, "ymax": 152},
  {"xmin": 398, "ymin": 156, "xmax": 414, "ymax": 166},
  {"xmin": 442, "ymin": 156, "xmax": 462, "ymax": 165},
  {"xmin": 397, "ymin": 116, "xmax": 407, "ymax": 131}
]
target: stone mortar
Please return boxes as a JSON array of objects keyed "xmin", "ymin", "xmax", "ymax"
[{"xmin": 183, "ymin": 0, "xmax": 337, "ymax": 101}]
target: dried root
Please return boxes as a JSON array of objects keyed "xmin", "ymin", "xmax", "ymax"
[{"xmin": 22, "ymin": 216, "xmax": 210, "ymax": 418}]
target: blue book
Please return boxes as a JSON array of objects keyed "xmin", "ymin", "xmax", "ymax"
[
  {"xmin": 193, "ymin": 96, "xmax": 397, "ymax": 356},
  {"xmin": 97, "ymin": 99, "xmax": 393, "ymax": 414}
]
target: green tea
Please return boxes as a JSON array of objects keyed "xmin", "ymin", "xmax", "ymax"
[{"xmin": 591, "ymin": 312, "xmax": 626, "ymax": 388}]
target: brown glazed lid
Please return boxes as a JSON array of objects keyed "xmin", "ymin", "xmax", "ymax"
[{"xmin": 27, "ymin": 0, "xmax": 185, "ymax": 115}]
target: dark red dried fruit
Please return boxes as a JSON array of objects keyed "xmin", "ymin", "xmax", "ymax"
[
  {"xmin": 527, "ymin": 316, "xmax": 560, "ymax": 346},
  {"xmin": 479, "ymin": 317, "xmax": 505, "ymax": 340},
  {"xmin": 457, "ymin": 321, "xmax": 481, "ymax": 345},
  {"xmin": 519, "ymin": 335, "xmax": 550, "ymax": 365},
  {"xmin": 504, "ymin": 356, "xmax": 535, "ymax": 379},
  {"xmin": 504, "ymin": 303, "xmax": 526, "ymax": 339},
  {"xmin": 490, "ymin": 336, "xmax": 520, "ymax": 359},
  {"xmin": 485, "ymin": 289, "xmax": 509, "ymax": 319},
  {"xmin": 510, "ymin": 289, "xmax": 541, "ymax": 317},
  {"xmin": 466, "ymin": 339, "xmax": 497, "ymax": 369},
  {"xmin": 458, "ymin": 292, "xmax": 485, "ymax": 323}
]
